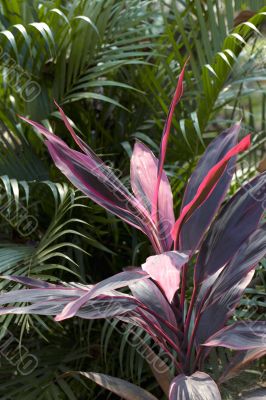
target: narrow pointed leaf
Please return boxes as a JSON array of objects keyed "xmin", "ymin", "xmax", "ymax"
[
  {"xmin": 195, "ymin": 224, "xmax": 266, "ymax": 345},
  {"xmin": 152, "ymin": 62, "xmax": 187, "ymax": 222},
  {"xmin": 47, "ymin": 139, "xmax": 152, "ymax": 234},
  {"xmin": 219, "ymin": 348, "xmax": 266, "ymax": 383},
  {"xmin": 179, "ymin": 124, "xmax": 241, "ymax": 253},
  {"xmin": 204, "ymin": 321, "xmax": 266, "ymax": 350},
  {"xmin": 0, "ymin": 277, "xmax": 139, "ymax": 320},
  {"xmin": 78, "ymin": 372, "xmax": 158, "ymax": 400},
  {"xmin": 0, "ymin": 292, "xmax": 138, "ymax": 320},
  {"xmin": 195, "ymin": 172, "xmax": 266, "ymax": 285},
  {"xmin": 171, "ymin": 134, "xmax": 251, "ymax": 245},
  {"xmin": 20, "ymin": 116, "xmax": 157, "ymax": 248},
  {"xmin": 129, "ymin": 278, "xmax": 179, "ymax": 343},
  {"xmin": 206, "ymin": 223, "xmax": 266, "ymax": 307},
  {"xmin": 131, "ymin": 142, "xmax": 174, "ymax": 250},
  {"xmin": 54, "ymin": 100, "xmax": 92, "ymax": 155},
  {"xmin": 1, "ymin": 274, "xmax": 56, "ymax": 288},
  {"xmin": 55, "ymin": 270, "xmax": 148, "ymax": 321}
]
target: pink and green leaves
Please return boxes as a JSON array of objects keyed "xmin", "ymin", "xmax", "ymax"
[
  {"xmin": 19, "ymin": 64, "xmax": 252, "ymax": 258},
  {"xmin": 19, "ymin": 63, "xmax": 187, "ymax": 254},
  {"xmin": 8, "ymin": 65, "xmax": 266, "ymax": 400}
]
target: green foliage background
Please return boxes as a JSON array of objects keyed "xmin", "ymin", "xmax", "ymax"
[{"xmin": 0, "ymin": 0, "xmax": 265, "ymax": 398}]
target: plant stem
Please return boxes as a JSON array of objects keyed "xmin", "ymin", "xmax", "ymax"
[
  {"xmin": 137, "ymin": 308, "xmax": 184, "ymax": 366},
  {"xmin": 140, "ymin": 304, "xmax": 181, "ymax": 336},
  {"xmin": 185, "ymin": 286, "xmax": 212, "ymax": 372},
  {"xmin": 193, "ymin": 346, "xmax": 203, "ymax": 371},
  {"xmin": 185, "ymin": 307, "xmax": 201, "ymax": 372},
  {"xmin": 184, "ymin": 283, "xmax": 197, "ymax": 340},
  {"xmin": 180, "ymin": 263, "xmax": 188, "ymax": 312}
]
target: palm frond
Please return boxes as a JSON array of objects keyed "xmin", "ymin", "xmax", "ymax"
[{"xmin": 0, "ymin": 178, "xmax": 108, "ymax": 333}]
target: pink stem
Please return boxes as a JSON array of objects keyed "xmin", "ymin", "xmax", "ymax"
[
  {"xmin": 137, "ymin": 308, "xmax": 184, "ymax": 367},
  {"xmin": 185, "ymin": 286, "xmax": 212, "ymax": 372},
  {"xmin": 140, "ymin": 304, "xmax": 181, "ymax": 337},
  {"xmin": 185, "ymin": 308, "xmax": 201, "ymax": 372},
  {"xmin": 180, "ymin": 264, "xmax": 188, "ymax": 312},
  {"xmin": 184, "ymin": 279, "xmax": 198, "ymax": 339},
  {"xmin": 184, "ymin": 269, "xmax": 197, "ymax": 337}
]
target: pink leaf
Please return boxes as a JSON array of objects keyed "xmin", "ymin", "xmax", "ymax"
[
  {"xmin": 141, "ymin": 251, "xmax": 188, "ymax": 302},
  {"xmin": 131, "ymin": 142, "xmax": 175, "ymax": 250},
  {"xmin": 19, "ymin": 115, "xmax": 162, "ymax": 251},
  {"xmin": 152, "ymin": 61, "xmax": 187, "ymax": 223},
  {"xmin": 54, "ymin": 100, "xmax": 102, "ymax": 158},
  {"xmin": 55, "ymin": 270, "xmax": 148, "ymax": 321}
]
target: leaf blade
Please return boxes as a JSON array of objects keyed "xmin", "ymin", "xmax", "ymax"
[{"xmin": 77, "ymin": 372, "xmax": 158, "ymax": 400}]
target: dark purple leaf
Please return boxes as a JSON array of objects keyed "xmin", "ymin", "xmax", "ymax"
[
  {"xmin": 205, "ymin": 223, "xmax": 266, "ymax": 306},
  {"xmin": 169, "ymin": 371, "xmax": 221, "ymax": 399},
  {"xmin": 129, "ymin": 278, "xmax": 179, "ymax": 343},
  {"xmin": 179, "ymin": 124, "xmax": 241, "ymax": 253},
  {"xmin": 203, "ymin": 321, "xmax": 266, "ymax": 350},
  {"xmin": 117, "ymin": 312, "xmax": 170, "ymax": 351},
  {"xmin": 219, "ymin": 348, "xmax": 266, "ymax": 383},
  {"xmin": 171, "ymin": 135, "xmax": 251, "ymax": 247},
  {"xmin": 47, "ymin": 140, "xmax": 153, "ymax": 234},
  {"xmin": 20, "ymin": 116, "xmax": 161, "ymax": 253},
  {"xmin": 195, "ymin": 172, "xmax": 266, "ymax": 286},
  {"xmin": 78, "ymin": 371, "xmax": 158, "ymax": 400},
  {"xmin": 195, "ymin": 224, "xmax": 266, "ymax": 346}
]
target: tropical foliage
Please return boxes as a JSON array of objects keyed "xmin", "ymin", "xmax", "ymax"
[
  {"xmin": 0, "ymin": 0, "xmax": 265, "ymax": 399},
  {"xmin": 1, "ymin": 60, "xmax": 266, "ymax": 400}
]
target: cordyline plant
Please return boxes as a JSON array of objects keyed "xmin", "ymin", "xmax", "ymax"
[{"xmin": 1, "ymin": 64, "xmax": 266, "ymax": 399}]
